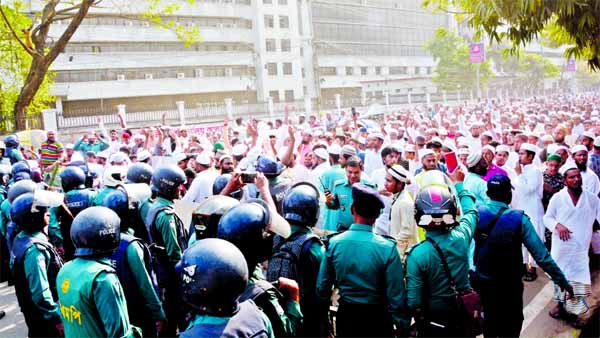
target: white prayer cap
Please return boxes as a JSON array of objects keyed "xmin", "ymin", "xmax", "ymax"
[
  {"xmin": 387, "ymin": 165, "xmax": 409, "ymax": 183},
  {"xmin": 328, "ymin": 144, "xmax": 342, "ymax": 155},
  {"xmin": 368, "ymin": 132, "xmax": 385, "ymax": 141},
  {"xmin": 418, "ymin": 149, "xmax": 435, "ymax": 159},
  {"xmin": 520, "ymin": 143, "xmax": 538, "ymax": 154},
  {"xmin": 541, "ymin": 134, "xmax": 554, "ymax": 143},
  {"xmin": 571, "ymin": 144, "xmax": 588, "ymax": 155},
  {"xmin": 482, "ymin": 145, "xmax": 496, "ymax": 154},
  {"xmin": 195, "ymin": 151, "xmax": 212, "ymax": 166},
  {"xmin": 595, "ymin": 136, "xmax": 600, "ymax": 147},
  {"xmin": 405, "ymin": 144, "xmax": 416, "ymax": 153},
  {"xmin": 232, "ymin": 143, "xmax": 248, "ymax": 157},
  {"xmin": 466, "ymin": 151, "xmax": 482, "ymax": 168},
  {"xmin": 482, "ymin": 131, "xmax": 494, "ymax": 139},
  {"xmin": 496, "ymin": 145, "xmax": 511, "ymax": 154},
  {"xmin": 582, "ymin": 131, "xmax": 595, "ymax": 140},
  {"xmin": 457, "ymin": 148, "xmax": 470, "ymax": 156},
  {"xmin": 109, "ymin": 152, "xmax": 128, "ymax": 164},
  {"xmin": 443, "ymin": 141, "xmax": 456, "ymax": 152},
  {"xmin": 313, "ymin": 147, "xmax": 329, "ymax": 160},
  {"xmin": 559, "ymin": 162, "xmax": 578, "ymax": 176},
  {"xmin": 342, "ymin": 145, "xmax": 357, "ymax": 156},
  {"xmin": 137, "ymin": 150, "xmax": 151, "ymax": 162}
]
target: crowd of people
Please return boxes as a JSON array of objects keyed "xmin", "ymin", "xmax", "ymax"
[{"xmin": 0, "ymin": 92, "xmax": 600, "ymax": 338}]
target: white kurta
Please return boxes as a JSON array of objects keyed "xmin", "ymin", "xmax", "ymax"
[
  {"xmin": 182, "ymin": 169, "xmax": 219, "ymax": 203},
  {"xmin": 544, "ymin": 188, "xmax": 600, "ymax": 284},
  {"xmin": 514, "ymin": 163, "xmax": 545, "ymax": 265},
  {"xmin": 310, "ymin": 162, "xmax": 330, "ymax": 188},
  {"xmin": 364, "ymin": 148, "xmax": 383, "ymax": 177},
  {"xmin": 372, "ymin": 167, "xmax": 390, "ymax": 236},
  {"xmin": 581, "ymin": 169, "xmax": 600, "ymax": 196}
]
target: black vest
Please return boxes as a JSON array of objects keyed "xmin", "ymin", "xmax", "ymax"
[{"xmin": 59, "ymin": 189, "xmax": 94, "ymax": 261}]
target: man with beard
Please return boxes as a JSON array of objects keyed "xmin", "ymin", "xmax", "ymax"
[
  {"xmin": 183, "ymin": 151, "xmax": 218, "ymax": 202},
  {"xmin": 553, "ymin": 126, "xmax": 569, "ymax": 147},
  {"xmin": 570, "ymin": 145, "xmax": 600, "ymax": 195},
  {"xmin": 39, "ymin": 131, "xmax": 64, "ymax": 178},
  {"xmin": 373, "ymin": 146, "xmax": 401, "ymax": 235},
  {"xmin": 464, "ymin": 151, "xmax": 490, "ymax": 205},
  {"xmin": 482, "ymin": 145, "xmax": 508, "ymax": 181},
  {"xmin": 219, "ymin": 155, "xmax": 235, "ymax": 174},
  {"xmin": 545, "ymin": 164, "xmax": 600, "ymax": 328}
]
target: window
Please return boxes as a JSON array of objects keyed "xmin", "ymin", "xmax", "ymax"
[
  {"xmin": 278, "ymin": 0, "xmax": 287, "ymax": 4},
  {"xmin": 267, "ymin": 62, "xmax": 278, "ymax": 75},
  {"xmin": 284, "ymin": 90, "xmax": 294, "ymax": 101},
  {"xmin": 375, "ymin": 66, "xmax": 381, "ymax": 75},
  {"xmin": 91, "ymin": 46, "xmax": 101, "ymax": 53},
  {"xmin": 320, "ymin": 67, "xmax": 336, "ymax": 76},
  {"xmin": 281, "ymin": 39, "xmax": 291, "ymax": 52},
  {"xmin": 389, "ymin": 66, "xmax": 407, "ymax": 75},
  {"xmin": 264, "ymin": 15, "xmax": 274, "ymax": 28},
  {"xmin": 345, "ymin": 67, "xmax": 354, "ymax": 76},
  {"xmin": 269, "ymin": 90, "xmax": 280, "ymax": 102},
  {"xmin": 283, "ymin": 62, "xmax": 293, "ymax": 75},
  {"xmin": 263, "ymin": 0, "xmax": 272, "ymax": 4},
  {"xmin": 414, "ymin": 66, "xmax": 420, "ymax": 75},
  {"xmin": 266, "ymin": 39, "xmax": 276, "ymax": 52},
  {"xmin": 279, "ymin": 15, "xmax": 289, "ymax": 29},
  {"xmin": 361, "ymin": 67, "xmax": 367, "ymax": 75}
]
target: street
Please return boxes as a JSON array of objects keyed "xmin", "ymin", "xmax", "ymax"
[{"xmin": 0, "ymin": 270, "xmax": 598, "ymax": 337}]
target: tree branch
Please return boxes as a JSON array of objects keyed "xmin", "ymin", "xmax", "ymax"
[
  {"xmin": 45, "ymin": 0, "xmax": 95, "ymax": 64},
  {"xmin": 0, "ymin": 2, "xmax": 37, "ymax": 56}
]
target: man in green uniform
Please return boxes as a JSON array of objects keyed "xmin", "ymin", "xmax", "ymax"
[
  {"xmin": 145, "ymin": 164, "xmax": 188, "ymax": 335},
  {"xmin": 324, "ymin": 156, "xmax": 376, "ymax": 231},
  {"xmin": 11, "ymin": 191, "xmax": 65, "ymax": 337},
  {"xmin": 317, "ymin": 183, "xmax": 409, "ymax": 337},
  {"xmin": 318, "ymin": 145, "xmax": 352, "ymax": 232},
  {"xmin": 93, "ymin": 165, "xmax": 127, "ymax": 205},
  {"xmin": 57, "ymin": 206, "xmax": 138, "ymax": 338},
  {"xmin": 218, "ymin": 173, "xmax": 303, "ymax": 337},
  {"xmin": 4, "ymin": 134, "xmax": 25, "ymax": 164},
  {"xmin": 405, "ymin": 167, "xmax": 474, "ymax": 336},
  {"xmin": 73, "ymin": 131, "xmax": 109, "ymax": 155},
  {"xmin": 3, "ymin": 179, "xmax": 38, "ymax": 256}
]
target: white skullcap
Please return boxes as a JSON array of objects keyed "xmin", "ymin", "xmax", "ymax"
[
  {"xmin": 328, "ymin": 144, "xmax": 342, "ymax": 155},
  {"xmin": 133, "ymin": 134, "xmax": 146, "ymax": 142},
  {"xmin": 418, "ymin": 149, "xmax": 435, "ymax": 159},
  {"xmin": 482, "ymin": 131, "xmax": 494, "ymax": 139},
  {"xmin": 443, "ymin": 141, "xmax": 456, "ymax": 152},
  {"xmin": 195, "ymin": 151, "xmax": 212, "ymax": 166},
  {"xmin": 368, "ymin": 132, "xmax": 385, "ymax": 141},
  {"xmin": 559, "ymin": 162, "xmax": 578, "ymax": 176},
  {"xmin": 342, "ymin": 145, "xmax": 357, "ymax": 156},
  {"xmin": 582, "ymin": 131, "xmax": 595, "ymax": 140},
  {"xmin": 466, "ymin": 151, "xmax": 482, "ymax": 168},
  {"xmin": 69, "ymin": 152, "xmax": 85, "ymax": 164},
  {"xmin": 595, "ymin": 136, "xmax": 600, "ymax": 147},
  {"xmin": 457, "ymin": 148, "xmax": 470, "ymax": 156},
  {"xmin": 571, "ymin": 145, "xmax": 588, "ymax": 154},
  {"xmin": 65, "ymin": 143, "xmax": 74, "ymax": 150},
  {"xmin": 109, "ymin": 152, "xmax": 128, "ymax": 164},
  {"xmin": 313, "ymin": 147, "xmax": 329, "ymax": 160},
  {"xmin": 496, "ymin": 144, "xmax": 510, "ymax": 154},
  {"xmin": 232, "ymin": 143, "xmax": 248, "ymax": 157},
  {"xmin": 541, "ymin": 134, "xmax": 554, "ymax": 143},
  {"xmin": 388, "ymin": 165, "xmax": 409, "ymax": 183},
  {"xmin": 482, "ymin": 145, "xmax": 496, "ymax": 154},
  {"xmin": 137, "ymin": 149, "xmax": 151, "ymax": 162},
  {"xmin": 520, "ymin": 143, "xmax": 538, "ymax": 154}
]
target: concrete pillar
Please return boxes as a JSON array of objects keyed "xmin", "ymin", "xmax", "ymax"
[
  {"xmin": 176, "ymin": 101, "xmax": 185, "ymax": 126},
  {"xmin": 361, "ymin": 91, "xmax": 367, "ymax": 106},
  {"xmin": 335, "ymin": 93, "xmax": 341, "ymax": 115},
  {"xmin": 407, "ymin": 90, "xmax": 412, "ymax": 105},
  {"xmin": 268, "ymin": 96, "xmax": 274, "ymax": 119},
  {"xmin": 442, "ymin": 90, "xmax": 447, "ymax": 104},
  {"xmin": 384, "ymin": 91, "xmax": 390, "ymax": 109},
  {"xmin": 457, "ymin": 90, "xmax": 461, "ymax": 103},
  {"xmin": 55, "ymin": 97, "xmax": 63, "ymax": 113},
  {"xmin": 42, "ymin": 109, "xmax": 58, "ymax": 132},
  {"xmin": 117, "ymin": 104, "xmax": 127, "ymax": 126},
  {"xmin": 304, "ymin": 96, "xmax": 312, "ymax": 117},
  {"xmin": 225, "ymin": 98, "xmax": 234, "ymax": 120},
  {"xmin": 426, "ymin": 91, "xmax": 431, "ymax": 105}
]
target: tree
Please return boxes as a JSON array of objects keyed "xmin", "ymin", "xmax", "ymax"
[
  {"xmin": 424, "ymin": 28, "xmax": 493, "ymax": 94},
  {"xmin": 0, "ymin": 0, "xmax": 200, "ymax": 131},
  {"xmin": 423, "ymin": 0, "xmax": 600, "ymax": 70},
  {"xmin": 0, "ymin": 3, "xmax": 54, "ymax": 132}
]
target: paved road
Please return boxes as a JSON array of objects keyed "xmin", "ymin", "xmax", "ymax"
[{"xmin": 1, "ymin": 271, "xmax": 598, "ymax": 337}]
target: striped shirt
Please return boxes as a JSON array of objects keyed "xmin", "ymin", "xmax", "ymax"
[{"xmin": 40, "ymin": 141, "xmax": 64, "ymax": 166}]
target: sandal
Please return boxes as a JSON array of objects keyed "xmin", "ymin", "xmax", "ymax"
[
  {"xmin": 523, "ymin": 271, "xmax": 538, "ymax": 282},
  {"xmin": 549, "ymin": 304, "xmax": 568, "ymax": 320}
]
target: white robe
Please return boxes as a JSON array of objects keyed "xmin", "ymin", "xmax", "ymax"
[
  {"xmin": 182, "ymin": 169, "xmax": 219, "ymax": 203},
  {"xmin": 581, "ymin": 168, "xmax": 600, "ymax": 196},
  {"xmin": 514, "ymin": 163, "xmax": 545, "ymax": 265},
  {"xmin": 543, "ymin": 188, "xmax": 600, "ymax": 284}
]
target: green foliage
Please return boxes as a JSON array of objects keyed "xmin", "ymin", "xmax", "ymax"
[
  {"xmin": 0, "ymin": 4, "xmax": 54, "ymax": 130},
  {"xmin": 424, "ymin": 28, "xmax": 493, "ymax": 92},
  {"xmin": 423, "ymin": 0, "xmax": 600, "ymax": 70},
  {"xmin": 141, "ymin": 0, "xmax": 202, "ymax": 47}
]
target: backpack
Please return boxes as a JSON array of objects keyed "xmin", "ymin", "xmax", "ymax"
[{"xmin": 266, "ymin": 232, "xmax": 321, "ymax": 298}]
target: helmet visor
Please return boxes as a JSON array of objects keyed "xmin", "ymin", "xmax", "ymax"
[{"xmin": 31, "ymin": 190, "xmax": 64, "ymax": 212}]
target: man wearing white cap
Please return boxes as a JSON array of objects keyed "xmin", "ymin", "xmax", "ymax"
[
  {"xmin": 514, "ymin": 142, "xmax": 545, "ymax": 281},
  {"xmin": 496, "ymin": 145, "xmax": 517, "ymax": 182},
  {"xmin": 544, "ymin": 164, "xmax": 600, "ymax": 327},
  {"xmin": 182, "ymin": 151, "xmax": 218, "ymax": 202},
  {"xmin": 579, "ymin": 131, "xmax": 595, "ymax": 151},
  {"xmin": 385, "ymin": 165, "xmax": 416, "ymax": 257},
  {"xmin": 310, "ymin": 146, "xmax": 331, "ymax": 189},
  {"xmin": 464, "ymin": 151, "xmax": 490, "ymax": 205},
  {"xmin": 570, "ymin": 145, "xmax": 600, "ymax": 195},
  {"xmin": 373, "ymin": 146, "xmax": 402, "ymax": 236},
  {"xmin": 363, "ymin": 132, "xmax": 385, "ymax": 177}
]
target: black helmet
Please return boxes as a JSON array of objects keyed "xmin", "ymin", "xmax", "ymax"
[
  {"xmin": 212, "ymin": 174, "xmax": 242, "ymax": 199},
  {"xmin": 181, "ymin": 238, "xmax": 248, "ymax": 315},
  {"xmin": 100, "ymin": 184, "xmax": 151, "ymax": 232},
  {"xmin": 4, "ymin": 134, "xmax": 19, "ymax": 148},
  {"xmin": 414, "ymin": 185, "xmax": 458, "ymax": 231},
  {"xmin": 7, "ymin": 179, "xmax": 37, "ymax": 204},
  {"xmin": 60, "ymin": 166, "xmax": 86, "ymax": 192},
  {"xmin": 12, "ymin": 172, "xmax": 31, "ymax": 182},
  {"xmin": 192, "ymin": 195, "xmax": 239, "ymax": 241},
  {"xmin": 151, "ymin": 165, "xmax": 185, "ymax": 199},
  {"xmin": 10, "ymin": 191, "xmax": 64, "ymax": 231},
  {"xmin": 282, "ymin": 182, "xmax": 320, "ymax": 227},
  {"xmin": 11, "ymin": 161, "xmax": 30, "ymax": 177},
  {"xmin": 127, "ymin": 163, "xmax": 154, "ymax": 184},
  {"xmin": 71, "ymin": 206, "xmax": 120, "ymax": 257}
]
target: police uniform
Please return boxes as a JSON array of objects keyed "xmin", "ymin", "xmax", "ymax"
[
  {"xmin": 325, "ymin": 178, "xmax": 376, "ymax": 231},
  {"xmin": 93, "ymin": 186, "xmax": 117, "ymax": 206},
  {"xmin": 405, "ymin": 182, "xmax": 477, "ymax": 336},
  {"xmin": 319, "ymin": 164, "xmax": 345, "ymax": 232},
  {"xmin": 317, "ymin": 184, "xmax": 410, "ymax": 336},
  {"xmin": 52, "ymin": 188, "xmax": 96, "ymax": 261}
]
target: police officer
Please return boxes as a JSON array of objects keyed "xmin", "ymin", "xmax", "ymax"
[
  {"xmin": 217, "ymin": 173, "xmax": 302, "ymax": 337},
  {"xmin": 56, "ymin": 206, "xmax": 138, "ymax": 338},
  {"xmin": 472, "ymin": 174, "xmax": 573, "ymax": 337},
  {"xmin": 93, "ymin": 165, "xmax": 127, "ymax": 205},
  {"xmin": 405, "ymin": 168, "xmax": 476, "ymax": 336},
  {"xmin": 102, "ymin": 186, "xmax": 167, "ymax": 336},
  {"xmin": 213, "ymin": 173, "xmax": 243, "ymax": 199},
  {"xmin": 188, "ymin": 195, "xmax": 239, "ymax": 246},
  {"xmin": 0, "ymin": 164, "xmax": 10, "ymax": 282},
  {"xmin": 54, "ymin": 166, "xmax": 96, "ymax": 261},
  {"xmin": 145, "ymin": 164, "xmax": 188, "ymax": 335},
  {"xmin": 180, "ymin": 238, "xmax": 274, "ymax": 338},
  {"xmin": 11, "ymin": 191, "xmax": 64, "ymax": 337},
  {"xmin": 4, "ymin": 134, "xmax": 25, "ymax": 164},
  {"xmin": 324, "ymin": 156, "xmax": 377, "ymax": 231},
  {"xmin": 317, "ymin": 183, "xmax": 409, "ymax": 337},
  {"xmin": 266, "ymin": 182, "xmax": 325, "ymax": 337},
  {"xmin": 2, "ymin": 179, "xmax": 38, "ymax": 254},
  {"xmin": 254, "ymin": 155, "xmax": 292, "ymax": 213},
  {"xmin": 127, "ymin": 162, "xmax": 154, "ymax": 185}
]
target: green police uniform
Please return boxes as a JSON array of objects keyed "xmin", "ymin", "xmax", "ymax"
[
  {"xmin": 317, "ymin": 223, "xmax": 410, "ymax": 335},
  {"xmin": 56, "ymin": 257, "xmax": 136, "ymax": 338},
  {"xmin": 0, "ymin": 198, "xmax": 10, "ymax": 239},
  {"xmin": 93, "ymin": 187, "xmax": 117, "ymax": 206},
  {"xmin": 325, "ymin": 178, "xmax": 376, "ymax": 231},
  {"xmin": 151, "ymin": 197, "xmax": 186, "ymax": 265},
  {"xmin": 405, "ymin": 183, "xmax": 477, "ymax": 329},
  {"xmin": 319, "ymin": 165, "xmax": 345, "ymax": 232},
  {"xmin": 47, "ymin": 207, "xmax": 62, "ymax": 248},
  {"xmin": 73, "ymin": 137, "xmax": 109, "ymax": 154}
]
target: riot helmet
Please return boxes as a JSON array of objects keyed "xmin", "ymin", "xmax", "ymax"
[
  {"xmin": 71, "ymin": 206, "xmax": 120, "ymax": 257},
  {"xmin": 12, "ymin": 172, "xmax": 31, "ymax": 182},
  {"xmin": 60, "ymin": 166, "xmax": 86, "ymax": 192},
  {"xmin": 151, "ymin": 164, "xmax": 185, "ymax": 199},
  {"xmin": 414, "ymin": 185, "xmax": 458, "ymax": 231},
  {"xmin": 180, "ymin": 238, "xmax": 248, "ymax": 316},
  {"xmin": 255, "ymin": 156, "xmax": 285, "ymax": 178},
  {"xmin": 11, "ymin": 161, "xmax": 31, "ymax": 177},
  {"xmin": 127, "ymin": 162, "xmax": 154, "ymax": 184},
  {"xmin": 7, "ymin": 179, "xmax": 37, "ymax": 204},
  {"xmin": 4, "ymin": 134, "xmax": 19, "ymax": 148},
  {"xmin": 192, "ymin": 195, "xmax": 239, "ymax": 241},
  {"xmin": 11, "ymin": 190, "xmax": 63, "ymax": 232},
  {"xmin": 212, "ymin": 174, "xmax": 242, "ymax": 199},
  {"xmin": 101, "ymin": 184, "xmax": 151, "ymax": 232},
  {"xmin": 281, "ymin": 182, "xmax": 320, "ymax": 227}
]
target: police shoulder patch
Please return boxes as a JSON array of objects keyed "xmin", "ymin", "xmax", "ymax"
[
  {"xmin": 332, "ymin": 179, "xmax": 345, "ymax": 188},
  {"xmin": 377, "ymin": 233, "xmax": 397, "ymax": 243},
  {"xmin": 404, "ymin": 241, "xmax": 424, "ymax": 257}
]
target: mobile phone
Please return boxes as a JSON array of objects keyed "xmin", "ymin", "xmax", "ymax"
[
  {"xmin": 240, "ymin": 172, "xmax": 257, "ymax": 183},
  {"xmin": 444, "ymin": 152, "xmax": 459, "ymax": 173}
]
